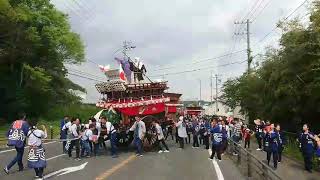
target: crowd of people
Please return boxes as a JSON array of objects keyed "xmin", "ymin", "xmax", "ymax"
[{"xmin": 2, "ymin": 112, "xmax": 320, "ymax": 179}]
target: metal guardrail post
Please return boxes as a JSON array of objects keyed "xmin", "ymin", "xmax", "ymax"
[
  {"xmin": 50, "ymin": 126, "xmax": 53, "ymax": 139},
  {"xmin": 247, "ymin": 149, "xmax": 252, "ymax": 178},
  {"xmin": 237, "ymin": 143, "xmax": 241, "ymax": 165}
]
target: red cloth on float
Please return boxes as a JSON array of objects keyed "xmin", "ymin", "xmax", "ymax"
[
  {"xmin": 167, "ymin": 106, "xmax": 177, "ymax": 113},
  {"xmin": 117, "ymin": 103, "xmax": 165, "ymax": 116}
]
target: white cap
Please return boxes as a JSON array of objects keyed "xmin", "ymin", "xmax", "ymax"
[{"xmin": 179, "ymin": 116, "xmax": 184, "ymax": 121}]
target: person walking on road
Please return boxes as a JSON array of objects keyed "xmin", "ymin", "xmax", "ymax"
[
  {"xmin": 175, "ymin": 116, "xmax": 187, "ymax": 149},
  {"xmin": 254, "ymin": 119, "xmax": 264, "ymax": 151},
  {"xmin": 152, "ymin": 120, "xmax": 170, "ymax": 153},
  {"xmin": 265, "ymin": 124, "xmax": 279, "ymax": 169},
  {"xmin": 26, "ymin": 120, "xmax": 47, "ymax": 180},
  {"xmin": 105, "ymin": 117, "xmax": 118, "ymax": 158},
  {"xmin": 80, "ymin": 124, "xmax": 95, "ymax": 158},
  {"xmin": 60, "ymin": 115, "xmax": 69, "ymax": 153},
  {"xmin": 203, "ymin": 119, "xmax": 211, "ymax": 150},
  {"xmin": 4, "ymin": 113, "xmax": 29, "ymax": 174},
  {"xmin": 209, "ymin": 119, "xmax": 223, "ymax": 161},
  {"xmin": 298, "ymin": 124, "xmax": 316, "ymax": 173},
  {"xmin": 130, "ymin": 116, "xmax": 146, "ymax": 156},
  {"xmin": 68, "ymin": 118, "xmax": 81, "ymax": 161},
  {"xmin": 192, "ymin": 119, "xmax": 200, "ymax": 148},
  {"xmin": 275, "ymin": 124, "xmax": 286, "ymax": 163},
  {"xmin": 232, "ymin": 120, "xmax": 242, "ymax": 156}
]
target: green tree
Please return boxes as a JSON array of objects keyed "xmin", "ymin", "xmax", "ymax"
[{"xmin": 0, "ymin": 0, "xmax": 85, "ymax": 121}]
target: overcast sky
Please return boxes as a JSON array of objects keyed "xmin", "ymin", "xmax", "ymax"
[{"xmin": 51, "ymin": 0, "xmax": 310, "ymax": 103}]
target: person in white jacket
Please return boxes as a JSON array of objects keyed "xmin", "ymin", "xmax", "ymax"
[
  {"xmin": 130, "ymin": 116, "xmax": 146, "ymax": 156},
  {"xmin": 175, "ymin": 116, "xmax": 187, "ymax": 149}
]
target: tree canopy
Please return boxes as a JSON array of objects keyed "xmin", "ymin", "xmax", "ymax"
[
  {"xmin": 0, "ymin": 0, "xmax": 85, "ymax": 121},
  {"xmin": 222, "ymin": 2, "xmax": 320, "ymax": 131}
]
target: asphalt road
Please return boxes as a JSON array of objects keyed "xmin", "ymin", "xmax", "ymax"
[{"xmin": 0, "ymin": 139, "xmax": 244, "ymax": 180}]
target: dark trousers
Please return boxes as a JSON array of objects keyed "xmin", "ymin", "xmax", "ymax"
[
  {"xmin": 110, "ymin": 133, "xmax": 117, "ymax": 156},
  {"xmin": 221, "ymin": 139, "xmax": 228, "ymax": 152},
  {"xmin": 157, "ymin": 139, "xmax": 169, "ymax": 151},
  {"xmin": 193, "ymin": 134, "xmax": 199, "ymax": 147},
  {"xmin": 175, "ymin": 132, "xmax": 179, "ymax": 143},
  {"xmin": 278, "ymin": 147, "xmax": 283, "ymax": 162},
  {"xmin": 62, "ymin": 141, "xmax": 67, "ymax": 153},
  {"xmin": 245, "ymin": 139, "xmax": 250, "ymax": 148},
  {"xmin": 178, "ymin": 136, "xmax": 184, "ymax": 148},
  {"xmin": 165, "ymin": 130, "xmax": 174, "ymax": 140},
  {"xmin": 93, "ymin": 143, "xmax": 99, "ymax": 156},
  {"xmin": 267, "ymin": 151, "xmax": 278, "ymax": 168},
  {"xmin": 186, "ymin": 134, "xmax": 191, "ymax": 144},
  {"xmin": 68, "ymin": 139, "xmax": 80, "ymax": 158},
  {"xmin": 256, "ymin": 135, "xmax": 262, "ymax": 149},
  {"xmin": 134, "ymin": 137, "xmax": 143, "ymax": 154},
  {"xmin": 7, "ymin": 147, "xmax": 24, "ymax": 170},
  {"xmin": 199, "ymin": 135, "xmax": 203, "ymax": 144},
  {"xmin": 34, "ymin": 167, "xmax": 44, "ymax": 178},
  {"xmin": 204, "ymin": 135, "xmax": 209, "ymax": 149},
  {"xmin": 302, "ymin": 152, "xmax": 313, "ymax": 171},
  {"xmin": 210, "ymin": 144, "xmax": 222, "ymax": 160},
  {"xmin": 80, "ymin": 140, "xmax": 91, "ymax": 157}
]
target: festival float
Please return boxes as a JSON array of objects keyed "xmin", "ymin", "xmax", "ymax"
[{"xmin": 94, "ymin": 42, "xmax": 182, "ymax": 149}]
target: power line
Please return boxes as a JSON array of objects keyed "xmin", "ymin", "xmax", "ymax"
[
  {"xmin": 68, "ymin": 68, "xmax": 106, "ymax": 81},
  {"xmin": 149, "ymin": 60, "xmax": 247, "ymax": 77},
  {"xmin": 256, "ymin": 0, "xmax": 309, "ymax": 44},
  {"xmin": 150, "ymin": 49, "xmax": 246, "ymax": 72},
  {"xmin": 251, "ymin": 0, "xmax": 273, "ymax": 22},
  {"xmin": 67, "ymin": 72, "xmax": 104, "ymax": 82}
]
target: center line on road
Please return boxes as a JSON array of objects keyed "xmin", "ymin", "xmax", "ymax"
[
  {"xmin": 95, "ymin": 154, "xmax": 136, "ymax": 180},
  {"xmin": 208, "ymin": 149, "xmax": 225, "ymax": 180}
]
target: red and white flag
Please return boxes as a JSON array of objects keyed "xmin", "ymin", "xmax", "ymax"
[{"xmin": 119, "ymin": 64, "xmax": 126, "ymax": 81}]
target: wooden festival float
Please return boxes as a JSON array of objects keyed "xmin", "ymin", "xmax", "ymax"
[{"xmin": 94, "ymin": 42, "xmax": 182, "ymax": 150}]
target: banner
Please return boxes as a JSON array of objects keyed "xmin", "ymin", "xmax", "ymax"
[{"xmin": 117, "ymin": 103, "xmax": 165, "ymax": 116}]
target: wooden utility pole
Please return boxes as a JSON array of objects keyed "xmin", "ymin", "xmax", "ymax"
[{"xmin": 235, "ymin": 19, "xmax": 252, "ymax": 74}]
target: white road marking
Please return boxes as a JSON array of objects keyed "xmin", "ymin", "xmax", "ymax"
[
  {"xmin": 43, "ymin": 162, "xmax": 88, "ymax": 179},
  {"xmin": 47, "ymin": 154, "xmax": 67, "ymax": 161},
  {"xmin": 0, "ymin": 141, "xmax": 58, "ymax": 154},
  {"xmin": 208, "ymin": 149, "xmax": 225, "ymax": 180}
]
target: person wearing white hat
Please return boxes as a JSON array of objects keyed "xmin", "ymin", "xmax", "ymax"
[{"xmin": 175, "ymin": 116, "xmax": 187, "ymax": 149}]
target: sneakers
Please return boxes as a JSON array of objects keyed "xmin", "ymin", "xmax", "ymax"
[
  {"xmin": 3, "ymin": 167, "xmax": 9, "ymax": 175},
  {"xmin": 233, "ymin": 152, "xmax": 238, "ymax": 156},
  {"xmin": 256, "ymin": 148, "xmax": 262, "ymax": 151},
  {"xmin": 158, "ymin": 150, "xmax": 163, "ymax": 154},
  {"xmin": 164, "ymin": 150, "xmax": 170, "ymax": 153},
  {"xmin": 75, "ymin": 158, "xmax": 82, "ymax": 161},
  {"xmin": 139, "ymin": 154, "xmax": 143, "ymax": 157},
  {"xmin": 218, "ymin": 160, "xmax": 222, "ymax": 162},
  {"xmin": 208, "ymin": 157, "xmax": 213, "ymax": 160},
  {"xmin": 192, "ymin": 146, "xmax": 196, "ymax": 149}
]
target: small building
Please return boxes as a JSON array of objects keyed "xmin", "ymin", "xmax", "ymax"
[
  {"xmin": 203, "ymin": 101, "xmax": 245, "ymax": 120},
  {"xmin": 184, "ymin": 106, "xmax": 204, "ymax": 116}
]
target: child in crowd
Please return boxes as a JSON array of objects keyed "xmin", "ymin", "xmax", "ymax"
[
  {"xmin": 242, "ymin": 125, "xmax": 253, "ymax": 149},
  {"xmin": 80, "ymin": 124, "xmax": 95, "ymax": 158}
]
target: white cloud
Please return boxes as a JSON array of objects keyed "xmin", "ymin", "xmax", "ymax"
[{"xmin": 52, "ymin": 0, "xmax": 310, "ymax": 102}]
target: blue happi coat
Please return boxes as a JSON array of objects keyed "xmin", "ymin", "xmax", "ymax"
[
  {"xmin": 211, "ymin": 125, "xmax": 223, "ymax": 146},
  {"xmin": 7, "ymin": 120, "xmax": 29, "ymax": 148},
  {"xmin": 265, "ymin": 131, "xmax": 279, "ymax": 153},
  {"xmin": 299, "ymin": 132, "xmax": 315, "ymax": 155}
]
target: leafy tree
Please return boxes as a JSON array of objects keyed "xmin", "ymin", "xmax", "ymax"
[
  {"xmin": 222, "ymin": 1, "xmax": 320, "ymax": 131},
  {"xmin": 0, "ymin": 0, "xmax": 85, "ymax": 121}
]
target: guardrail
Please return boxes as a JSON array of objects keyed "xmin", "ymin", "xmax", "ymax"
[{"xmin": 226, "ymin": 138, "xmax": 282, "ymax": 180}]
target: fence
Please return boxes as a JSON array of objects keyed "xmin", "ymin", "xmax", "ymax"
[{"xmin": 226, "ymin": 138, "xmax": 282, "ymax": 180}]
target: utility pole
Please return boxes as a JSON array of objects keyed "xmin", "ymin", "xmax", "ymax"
[
  {"xmin": 215, "ymin": 74, "xmax": 218, "ymax": 114},
  {"xmin": 210, "ymin": 72, "xmax": 213, "ymax": 104},
  {"xmin": 199, "ymin": 79, "xmax": 202, "ymax": 106},
  {"xmin": 235, "ymin": 19, "xmax": 252, "ymax": 74}
]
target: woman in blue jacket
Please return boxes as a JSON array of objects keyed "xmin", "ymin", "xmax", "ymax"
[
  {"xmin": 209, "ymin": 119, "xmax": 223, "ymax": 161},
  {"xmin": 298, "ymin": 124, "xmax": 316, "ymax": 173},
  {"xmin": 266, "ymin": 124, "xmax": 279, "ymax": 169},
  {"xmin": 275, "ymin": 124, "xmax": 286, "ymax": 163}
]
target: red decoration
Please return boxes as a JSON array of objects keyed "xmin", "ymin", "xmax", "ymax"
[{"xmin": 117, "ymin": 103, "xmax": 165, "ymax": 116}]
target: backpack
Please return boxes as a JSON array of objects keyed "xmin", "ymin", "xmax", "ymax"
[{"xmin": 7, "ymin": 120, "xmax": 26, "ymax": 148}]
